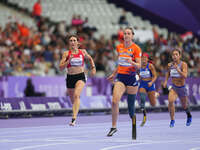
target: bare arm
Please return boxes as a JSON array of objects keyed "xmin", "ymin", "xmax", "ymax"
[
  {"xmin": 82, "ymin": 49, "xmax": 96, "ymax": 75},
  {"xmin": 107, "ymin": 54, "xmax": 119, "ymax": 82},
  {"xmin": 163, "ymin": 63, "xmax": 171, "ymax": 87},
  {"xmin": 110, "ymin": 66, "xmax": 118, "ymax": 77},
  {"xmin": 133, "ymin": 57, "xmax": 141, "ymax": 69},
  {"xmin": 175, "ymin": 62, "xmax": 188, "ymax": 78},
  {"xmin": 59, "ymin": 51, "xmax": 69, "ymax": 70},
  {"xmin": 149, "ymin": 63, "xmax": 157, "ymax": 83}
]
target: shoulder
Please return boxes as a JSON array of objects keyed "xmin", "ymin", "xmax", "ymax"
[
  {"xmin": 80, "ymin": 49, "xmax": 87, "ymax": 53},
  {"xmin": 116, "ymin": 43, "xmax": 124, "ymax": 49},
  {"xmin": 132, "ymin": 43, "xmax": 142, "ymax": 55},
  {"xmin": 132, "ymin": 43, "xmax": 141, "ymax": 50},
  {"xmin": 181, "ymin": 61, "xmax": 188, "ymax": 67},
  {"xmin": 79, "ymin": 49, "xmax": 87, "ymax": 56},
  {"xmin": 80, "ymin": 49, "xmax": 90, "ymax": 57},
  {"xmin": 181, "ymin": 61, "xmax": 187, "ymax": 65},
  {"xmin": 149, "ymin": 63, "xmax": 155, "ymax": 69}
]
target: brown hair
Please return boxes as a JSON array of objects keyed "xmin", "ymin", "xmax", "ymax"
[
  {"xmin": 124, "ymin": 27, "xmax": 135, "ymax": 35},
  {"xmin": 171, "ymin": 48, "xmax": 181, "ymax": 56},
  {"xmin": 67, "ymin": 34, "xmax": 79, "ymax": 41}
]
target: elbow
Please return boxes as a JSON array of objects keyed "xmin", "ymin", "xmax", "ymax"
[
  {"xmin": 59, "ymin": 64, "xmax": 64, "ymax": 70},
  {"xmin": 155, "ymin": 75, "xmax": 158, "ymax": 79},
  {"xmin": 182, "ymin": 73, "xmax": 187, "ymax": 79}
]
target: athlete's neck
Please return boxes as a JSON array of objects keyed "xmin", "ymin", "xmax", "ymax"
[
  {"xmin": 71, "ymin": 48, "xmax": 79, "ymax": 54},
  {"xmin": 142, "ymin": 62, "xmax": 148, "ymax": 68},
  {"xmin": 174, "ymin": 60, "xmax": 181, "ymax": 64},
  {"xmin": 124, "ymin": 41, "xmax": 133, "ymax": 48}
]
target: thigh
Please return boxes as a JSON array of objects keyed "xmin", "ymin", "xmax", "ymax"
[
  {"xmin": 168, "ymin": 89, "xmax": 178, "ymax": 103},
  {"xmin": 112, "ymin": 81, "xmax": 126, "ymax": 103},
  {"xmin": 74, "ymin": 80, "xmax": 85, "ymax": 95},
  {"xmin": 67, "ymin": 88, "xmax": 75, "ymax": 101},
  {"xmin": 126, "ymin": 86, "xmax": 138, "ymax": 95}
]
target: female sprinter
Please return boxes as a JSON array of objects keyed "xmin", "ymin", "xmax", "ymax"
[
  {"xmin": 59, "ymin": 35, "xmax": 96, "ymax": 126},
  {"xmin": 107, "ymin": 27, "xmax": 142, "ymax": 137},
  {"xmin": 139, "ymin": 52, "xmax": 157, "ymax": 126},
  {"xmin": 163, "ymin": 48, "xmax": 192, "ymax": 127}
]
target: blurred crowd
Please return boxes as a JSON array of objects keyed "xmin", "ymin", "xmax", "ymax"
[{"xmin": 0, "ymin": 11, "xmax": 200, "ymax": 77}]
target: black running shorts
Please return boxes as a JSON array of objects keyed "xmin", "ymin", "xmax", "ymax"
[{"xmin": 66, "ymin": 72, "xmax": 86, "ymax": 88}]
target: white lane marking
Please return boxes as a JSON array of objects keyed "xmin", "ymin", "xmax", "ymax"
[
  {"xmin": 11, "ymin": 142, "xmax": 77, "ymax": 150},
  {"xmin": 7, "ymin": 136, "xmax": 200, "ymax": 150},
  {"xmin": 1, "ymin": 119, "xmax": 199, "ymax": 136},
  {"xmin": 10, "ymin": 139, "xmax": 147, "ymax": 150},
  {"xmin": 100, "ymin": 140, "xmax": 181, "ymax": 150}
]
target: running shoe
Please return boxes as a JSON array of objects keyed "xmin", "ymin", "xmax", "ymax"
[
  {"xmin": 107, "ymin": 128, "xmax": 117, "ymax": 137},
  {"xmin": 69, "ymin": 118, "xmax": 76, "ymax": 126},
  {"xmin": 186, "ymin": 116, "xmax": 192, "ymax": 126},
  {"xmin": 169, "ymin": 120, "xmax": 175, "ymax": 128}
]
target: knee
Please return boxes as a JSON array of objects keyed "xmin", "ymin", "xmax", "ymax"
[
  {"xmin": 151, "ymin": 100, "xmax": 156, "ymax": 107},
  {"xmin": 182, "ymin": 103, "xmax": 187, "ymax": 109},
  {"xmin": 73, "ymin": 93, "xmax": 80, "ymax": 100},
  {"xmin": 168, "ymin": 101, "xmax": 174, "ymax": 107},
  {"xmin": 112, "ymin": 100, "xmax": 118, "ymax": 106}
]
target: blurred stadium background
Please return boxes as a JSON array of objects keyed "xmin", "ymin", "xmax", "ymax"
[{"xmin": 0, "ymin": 0, "xmax": 200, "ymax": 118}]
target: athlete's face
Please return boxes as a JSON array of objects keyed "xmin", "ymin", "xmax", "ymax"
[
  {"xmin": 172, "ymin": 50, "xmax": 180, "ymax": 62},
  {"xmin": 141, "ymin": 56, "xmax": 148, "ymax": 65},
  {"xmin": 69, "ymin": 36, "xmax": 79, "ymax": 50},
  {"xmin": 123, "ymin": 29, "xmax": 133, "ymax": 42}
]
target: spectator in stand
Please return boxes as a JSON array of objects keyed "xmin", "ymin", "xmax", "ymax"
[
  {"xmin": 118, "ymin": 10, "xmax": 129, "ymax": 25},
  {"xmin": 71, "ymin": 15, "xmax": 84, "ymax": 27},
  {"xmin": 117, "ymin": 27, "xmax": 124, "ymax": 43},
  {"xmin": 32, "ymin": 0, "xmax": 42, "ymax": 23}
]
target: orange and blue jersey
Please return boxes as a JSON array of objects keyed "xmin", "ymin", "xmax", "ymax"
[
  {"xmin": 116, "ymin": 43, "xmax": 141, "ymax": 75},
  {"xmin": 115, "ymin": 43, "xmax": 142, "ymax": 86}
]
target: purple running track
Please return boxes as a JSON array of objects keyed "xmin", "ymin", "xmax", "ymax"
[{"xmin": 0, "ymin": 111, "xmax": 199, "ymax": 150}]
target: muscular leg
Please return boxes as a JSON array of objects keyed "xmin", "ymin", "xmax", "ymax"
[
  {"xmin": 180, "ymin": 96, "xmax": 192, "ymax": 126},
  {"xmin": 168, "ymin": 89, "xmax": 177, "ymax": 127},
  {"xmin": 147, "ymin": 91, "xmax": 156, "ymax": 107},
  {"xmin": 107, "ymin": 81, "xmax": 126, "ymax": 136},
  {"xmin": 180, "ymin": 96, "xmax": 191, "ymax": 114},
  {"xmin": 111, "ymin": 82, "xmax": 126, "ymax": 128},
  {"xmin": 67, "ymin": 89, "xmax": 75, "ymax": 108},
  {"xmin": 72, "ymin": 80, "xmax": 85, "ymax": 119}
]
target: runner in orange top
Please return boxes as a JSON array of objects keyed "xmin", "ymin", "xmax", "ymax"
[
  {"xmin": 116, "ymin": 42, "xmax": 141, "ymax": 74},
  {"xmin": 107, "ymin": 27, "xmax": 142, "ymax": 137}
]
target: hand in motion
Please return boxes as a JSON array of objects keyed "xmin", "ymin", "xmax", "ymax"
[
  {"xmin": 163, "ymin": 81, "xmax": 167, "ymax": 88},
  {"xmin": 107, "ymin": 74, "xmax": 115, "ymax": 82},
  {"xmin": 125, "ymin": 57, "xmax": 133, "ymax": 64},
  {"xmin": 148, "ymin": 82, "xmax": 153, "ymax": 87},
  {"xmin": 91, "ymin": 67, "xmax": 96, "ymax": 76}
]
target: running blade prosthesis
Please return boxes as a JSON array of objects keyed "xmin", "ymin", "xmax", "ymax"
[
  {"xmin": 140, "ymin": 115, "xmax": 146, "ymax": 127},
  {"xmin": 132, "ymin": 115, "xmax": 136, "ymax": 140}
]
